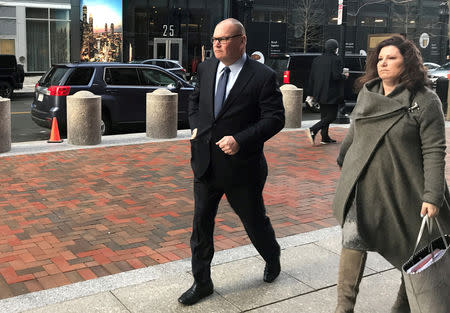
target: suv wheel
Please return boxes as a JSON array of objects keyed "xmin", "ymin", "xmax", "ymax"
[
  {"xmin": 101, "ymin": 111, "xmax": 112, "ymax": 135},
  {"xmin": 0, "ymin": 81, "xmax": 13, "ymax": 98}
]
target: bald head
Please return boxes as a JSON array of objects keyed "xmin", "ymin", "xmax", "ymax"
[
  {"xmin": 213, "ymin": 18, "xmax": 247, "ymax": 66},
  {"xmin": 216, "ymin": 18, "xmax": 246, "ymax": 36}
]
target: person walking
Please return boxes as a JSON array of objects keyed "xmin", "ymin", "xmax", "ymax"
[
  {"xmin": 306, "ymin": 39, "xmax": 348, "ymax": 145},
  {"xmin": 178, "ymin": 18, "xmax": 285, "ymax": 306},
  {"xmin": 333, "ymin": 35, "xmax": 450, "ymax": 312}
]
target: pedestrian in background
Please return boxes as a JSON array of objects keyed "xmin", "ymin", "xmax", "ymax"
[
  {"xmin": 306, "ymin": 39, "xmax": 348, "ymax": 145},
  {"xmin": 250, "ymin": 51, "xmax": 265, "ymax": 64},
  {"xmin": 333, "ymin": 35, "xmax": 450, "ymax": 312},
  {"xmin": 178, "ymin": 18, "xmax": 285, "ymax": 306}
]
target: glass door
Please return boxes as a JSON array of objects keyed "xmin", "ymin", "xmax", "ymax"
[{"xmin": 153, "ymin": 38, "xmax": 182, "ymax": 65}]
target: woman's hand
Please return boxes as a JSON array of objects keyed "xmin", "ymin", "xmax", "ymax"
[{"xmin": 420, "ymin": 202, "xmax": 440, "ymax": 218}]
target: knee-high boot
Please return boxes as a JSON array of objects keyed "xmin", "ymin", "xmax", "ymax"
[
  {"xmin": 335, "ymin": 248, "xmax": 367, "ymax": 313},
  {"xmin": 391, "ymin": 276, "xmax": 410, "ymax": 313}
]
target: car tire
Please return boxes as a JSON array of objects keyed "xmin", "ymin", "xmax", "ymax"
[
  {"xmin": 0, "ymin": 81, "xmax": 13, "ymax": 98},
  {"xmin": 101, "ymin": 111, "xmax": 112, "ymax": 135}
]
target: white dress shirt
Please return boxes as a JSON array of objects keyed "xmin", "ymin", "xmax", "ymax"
[{"xmin": 214, "ymin": 53, "xmax": 247, "ymax": 100}]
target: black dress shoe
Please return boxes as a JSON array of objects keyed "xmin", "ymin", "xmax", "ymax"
[
  {"xmin": 320, "ymin": 137, "xmax": 337, "ymax": 144},
  {"xmin": 263, "ymin": 259, "xmax": 281, "ymax": 283},
  {"xmin": 178, "ymin": 280, "xmax": 214, "ymax": 305}
]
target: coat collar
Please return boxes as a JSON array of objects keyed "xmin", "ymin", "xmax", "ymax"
[{"xmin": 352, "ymin": 78, "xmax": 412, "ymax": 120}]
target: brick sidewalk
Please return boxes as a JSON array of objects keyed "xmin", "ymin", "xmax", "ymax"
[{"xmin": 0, "ymin": 128, "xmax": 383, "ymax": 299}]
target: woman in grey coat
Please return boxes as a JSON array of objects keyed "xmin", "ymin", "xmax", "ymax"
[{"xmin": 333, "ymin": 35, "xmax": 450, "ymax": 313}]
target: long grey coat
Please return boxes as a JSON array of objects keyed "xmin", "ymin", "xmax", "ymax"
[{"xmin": 333, "ymin": 78, "xmax": 450, "ymax": 269}]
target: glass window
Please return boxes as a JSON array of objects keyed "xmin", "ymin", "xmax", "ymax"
[
  {"xmin": 50, "ymin": 9, "xmax": 69, "ymax": 20},
  {"xmin": 66, "ymin": 68, "xmax": 94, "ymax": 85},
  {"xmin": 50, "ymin": 21, "xmax": 70, "ymax": 65},
  {"xmin": 0, "ymin": 18, "xmax": 16, "ymax": 35},
  {"xmin": 26, "ymin": 9, "xmax": 70, "ymax": 71},
  {"xmin": 26, "ymin": 8, "xmax": 48, "ymax": 19},
  {"xmin": 140, "ymin": 68, "xmax": 176, "ymax": 86},
  {"xmin": 252, "ymin": 10, "xmax": 270, "ymax": 22},
  {"xmin": 26, "ymin": 20, "xmax": 49, "ymax": 71},
  {"xmin": 105, "ymin": 68, "xmax": 140, "ymax": 85},
  {"xmin": 155, "ymin": 60, "xmax": 166, "ymax": 67},
  {"xmin": 165, "ymin": 61, "xmax": 178, "ymax": 69},
  {"xmin": 0, "ymin": 6, "xmax": 16, "ymax": 17},
  {"xmin": 40, "ymin": 67, "xmax": 70, "ymax": 87},
  {"xmin": 271, "ymin": 11, "xmax": 286, "ymax": 23}
]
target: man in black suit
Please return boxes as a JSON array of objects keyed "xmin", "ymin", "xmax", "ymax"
[{"xmin": 178, "ymin": 18, "xmax": 285, "ymax": 306}]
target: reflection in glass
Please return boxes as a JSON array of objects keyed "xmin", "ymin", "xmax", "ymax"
[
  {"xmin": 50, "ymin": 9, "xmax": 70, "ymax": 20},
  {"xmin": 26, "ymin": 20, "xmax": 49, "ymax": 71},
  {"xmin": 51, "ymin": 21, "xmax": 70, "ymax": 65},
  {"xmin": 26, "ymin": 8, "xmax": 48, "ymax": 19}
]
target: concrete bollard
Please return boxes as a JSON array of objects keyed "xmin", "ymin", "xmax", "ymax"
[
  {"xmin": 67, "ymin": 91, "xmax": 101, "ymax": 145},
  {"xmin": 0, "ymin": 97, "xmax": 11, "ymax": 153},
  {"xmin": 146, "ymin": 89, "xmax": 178, "ymax": 139},
  {"xmin": 280, "ymin": 84, "xmax": 303, "ymax": 128}
]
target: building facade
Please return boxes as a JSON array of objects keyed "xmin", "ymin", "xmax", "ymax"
[
  {"xmin": 0, "ymin": 0, "xmax": 71, "ymax": 73},
  {"xmin": 0, "ymin": 0, "xmax": 447, "ymax": 74}
]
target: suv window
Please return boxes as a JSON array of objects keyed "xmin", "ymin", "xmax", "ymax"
[
  {"xmin": 140, "ymin": 68, "xmax": 177, "ymax": 86},
  {"xmin": 344, "ymin": 57, "xmax": 365, "ymax": 72},
  {"xmin": 289, "ymin": 55, "xmax": 316, "ymax": 69},
  {"xmin": 144, "ymin": 60, "xmax": 166, "ymax": 67},
  {"xmin": 40, "ymin": 67, "xmax": 70, "ymax": 87},
  {"xmin": 105, "ymin": 67, "xmax": 140, "ymax": 85},
  {"xmin": 165, "ymin": 61, "xmax": 178, "ymax": 69},
  {"xmin": 439, "ymin": 62, "xmax": 450, "ymax": 70},
  {"xmin": 66, "ymin": 67, "xmax": 94, "ymax": 85},
  {"xmin": 0, "ymin": 55, "xmax": 16, "ymax": 69},
  {"xmin": 266, "ymin": 57, "xmax": 288, "ymax": 74}
]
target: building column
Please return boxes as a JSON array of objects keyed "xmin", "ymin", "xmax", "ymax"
[{"xmin": 16, "ymin": 6, "xmax": 27, "ymax": 72}]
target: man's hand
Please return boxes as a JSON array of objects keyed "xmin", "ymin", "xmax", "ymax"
[
  {"xmin": 420, "ymin": 202, "xmax": 440, "ymax": 218},
  {"xmin": 216, "ymin": 136, "xmax": 240, "ymax": 155}
]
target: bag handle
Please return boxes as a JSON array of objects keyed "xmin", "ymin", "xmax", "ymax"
[
  {"xmin": 412, "ymin": 215, "xmax": 449, "ymax": 257},
  {"xmin": 434, "ymin": 217, "xmax": 449, "ymax": 249}
]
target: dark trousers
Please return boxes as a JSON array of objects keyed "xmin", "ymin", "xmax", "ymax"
[
  {"xmin": 310, "ymin": 103, "xmax": 338, "ymax": 139},
  {"xmin": 190, "ymin": 167, "xmax": 280, "ymax": 283}
]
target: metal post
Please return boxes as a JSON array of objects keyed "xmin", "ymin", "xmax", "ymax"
[
  {"xmin": 336, "ymin": 0, "xmax": 350, "ymax": 124},
  {"xmin": 338, "ymin": 0, "xmax": 347, "ymax": 63},
  {"xmin": 440, "ymin": 2, "xmax": 449, "ymax": 63}
]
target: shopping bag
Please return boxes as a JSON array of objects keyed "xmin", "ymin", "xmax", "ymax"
[{"xmin": 402, "ymin": 216, "xmax": 450, "ymax": 313}]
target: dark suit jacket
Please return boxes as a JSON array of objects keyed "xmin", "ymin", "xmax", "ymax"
[
  {"xmin": 188, "ymin": 56, "xmax": 285, "ymax": 183},
  {"xmin": 308, "ymin": 52, "xmax": 346, "ymax": 105}
]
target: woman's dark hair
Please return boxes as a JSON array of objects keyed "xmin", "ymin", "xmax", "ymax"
[{"xmin": 355, "ymin": 35, "xmax": 431, "ymax": 92}]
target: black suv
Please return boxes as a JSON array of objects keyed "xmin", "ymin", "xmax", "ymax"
[
  {"xmin": 0, "ymin": 54, "xmax": 25, "ymax": 98},
  {"xmin": 31, "ymin": 63, "xmax": 193, "ymax": 134},
  {"xmin": 266, "ymin": 53, "xmax": 366, "ymax": 112}
]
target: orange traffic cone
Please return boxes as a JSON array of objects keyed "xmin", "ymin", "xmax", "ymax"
[{"xmin": 47, "ymin": 117, "xmax": 63, "ymax": 143}]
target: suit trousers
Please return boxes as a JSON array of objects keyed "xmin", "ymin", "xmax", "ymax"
[
  {"xmin": 310, "ymin": 103, "xmax": 338, "ymax": 139},
  {"xmin": 190, "ymin": 163, "xmax": 280, "ymax": 283}
]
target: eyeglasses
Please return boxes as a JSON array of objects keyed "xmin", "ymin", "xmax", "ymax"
[{"xmin": 211, "ymin": 34, "xmax": 242, "ymax": 44}]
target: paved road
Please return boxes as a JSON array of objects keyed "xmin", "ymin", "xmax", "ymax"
[{"xmin": 10, "ymin": 94, "xmax": 50, "ymax": 143}]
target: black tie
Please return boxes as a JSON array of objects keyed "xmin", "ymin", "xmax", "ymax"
[{"xmin": 214, "ymin": 67, "xmax": 231, "ymax": 118}]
